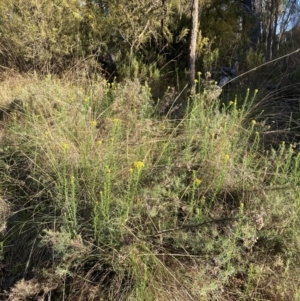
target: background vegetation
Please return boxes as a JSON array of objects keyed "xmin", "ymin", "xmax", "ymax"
[{"xmin": 0, "ymin": 0, "xmax": 300, "ymax": 300}]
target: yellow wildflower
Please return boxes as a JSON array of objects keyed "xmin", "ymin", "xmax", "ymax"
[
  {"xmin": 134, "ymin": 161, "xmax": 145, "ymax": 170},
  {"xmin": 224, "ymin": 154, "xmax": 230, "ymax": 162},
  {"xmin": 251, "ymin": 120, "xmax": 256, "ymax": 126},
  {"xmin": 61, "ymin": 143, "xmax": 69, "ymax": 151},
  {"xmin": 194, "ymin": 178, "xmax": 202, "ymax": 186},
  {"xmin": 91, "ymin": 120, "xmax": 97, "ymax": 128}
]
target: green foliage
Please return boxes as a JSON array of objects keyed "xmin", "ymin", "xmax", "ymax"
[
  {"xmin": 0, "ymin": 0, "xmax": 85, "ymax": 72},
  {"xmin": 200, "ymin": 0, "xmax": 241, "ymax": 65},
  {"xmin": 0, "ymin": 0, "xmax": 215, "ymax": 81}
]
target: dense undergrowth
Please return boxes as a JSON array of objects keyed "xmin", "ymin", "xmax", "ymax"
[{"xmin": 0, "ymin": 74, "xmax": 300, "ymax": 300}]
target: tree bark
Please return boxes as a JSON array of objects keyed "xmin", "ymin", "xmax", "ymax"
[
  {"xmin": 242, "ymin": 0, "xmax": 260, "ymax": 49},
  {"xmin": 189, "ymin": 0, "xmax": 199, "ymax": 94}
]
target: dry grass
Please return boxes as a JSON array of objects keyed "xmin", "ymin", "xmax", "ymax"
[{"xmin": 0, "ymin": 73, "xmax": 300, "ymax": 300}]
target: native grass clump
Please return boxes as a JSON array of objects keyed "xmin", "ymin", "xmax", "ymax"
[{"xmin": 0, "ymin": 74, "xmax": 300, "ymax": 300}]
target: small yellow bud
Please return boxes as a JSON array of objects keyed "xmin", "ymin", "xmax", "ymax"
[
  {"xmin": 61, "ymin": 143, "xmax": 69, "ymax": 150},
  {"xmin": 239, "ymin": 202, "xmax": 244, "ymax": 214},
  {"xmin": 194, "ymin": 178, "xmax": 202, "ymax": 186}
]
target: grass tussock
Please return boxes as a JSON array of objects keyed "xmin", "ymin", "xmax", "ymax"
[{"xmin": 0, "ymin": 74, "xmax": 300, "ymax": 300}]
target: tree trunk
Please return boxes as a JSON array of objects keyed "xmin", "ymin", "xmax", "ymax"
[
  {"xmin": 188, "ymin": 0, "xmax": 199, "ymax": 94},
  {"xmin": 272, "ymin": 0, "xmax": 279, "ymax": 57},
  {"xmin": 242, "ymin": 0, "xmax": 260, "ymax": 49}
]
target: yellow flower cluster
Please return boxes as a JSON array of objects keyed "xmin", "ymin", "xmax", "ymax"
[{"xmin": 133, "ymin": 161, "xmax": 145, "ymax": 170}]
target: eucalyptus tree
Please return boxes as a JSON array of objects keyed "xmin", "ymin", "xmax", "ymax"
[{"xmin": 189, "ymin": 0, "xmax": 199, "ymax": 92}]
